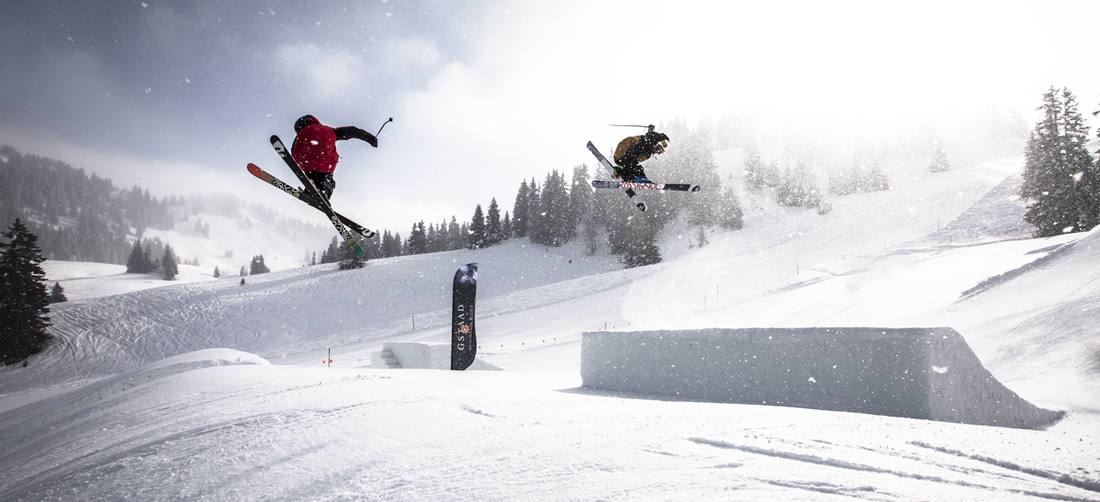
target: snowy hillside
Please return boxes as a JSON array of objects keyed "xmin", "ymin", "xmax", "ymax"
[{"xmin": 1, "ymin": 146, "xmax": 1099, "ymax": 501}]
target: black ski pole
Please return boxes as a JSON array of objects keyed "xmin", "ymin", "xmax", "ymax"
[{"xmin": 376, "ymin": 117, "xmax": 393, "ymax": 136}]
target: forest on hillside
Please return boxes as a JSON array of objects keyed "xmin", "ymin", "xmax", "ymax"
[{"xmin": 0, "ymin": 145, "xmax": 323, "ymax": 265}]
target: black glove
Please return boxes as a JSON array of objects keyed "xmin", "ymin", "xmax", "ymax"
[{"xmin": 335, "ymin": 126, "xmax": 378, "ymax": 147}]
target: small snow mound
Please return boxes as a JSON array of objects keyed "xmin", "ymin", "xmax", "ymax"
[
  {"xmin": 581, "ymin": 327, "xmax": 1063, "ymax": 429},
  {"xmin": 141, "ymin": 348, "xmax": 270, "ymax": 372},
  {"xmin": 0, "ymin": 349, "xmax": 268, "ymax": 442}
]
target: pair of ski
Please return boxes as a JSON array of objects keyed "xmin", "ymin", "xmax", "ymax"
[
  {"xmin": 586, "ymin": 141, "xmax": 700, "ymax": 212},
  {"xmin": 248, "ymin": 136, "xmax": 372, "ymax": 258}
]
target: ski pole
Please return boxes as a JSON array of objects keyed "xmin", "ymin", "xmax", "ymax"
[
  {"xmin": 610, "ymin": 123, "xmax": 655, "ymax": 131},
  {"xmin": 376, "ymin": 117, "xmax": 393, "ymax": 136}
]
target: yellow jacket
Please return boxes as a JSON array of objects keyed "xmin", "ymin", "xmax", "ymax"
[{"xmin": 614, "ymin": 135, "xmax": 650, "ymax": 166}]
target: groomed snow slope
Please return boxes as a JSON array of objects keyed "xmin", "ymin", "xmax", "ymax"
[{"xmin": 1, "ymin": 149, "xmax": 1099, "ymax": 501}]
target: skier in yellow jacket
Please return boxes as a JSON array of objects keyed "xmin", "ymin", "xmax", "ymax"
[{"xmin": 613, "ymin": 126, "xmax": 669, "ymax": 183}]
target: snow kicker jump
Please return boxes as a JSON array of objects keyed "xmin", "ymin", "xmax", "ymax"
[{"xmin": 580, "ymin": 327, "xmax": 1064, "ymax": 429}]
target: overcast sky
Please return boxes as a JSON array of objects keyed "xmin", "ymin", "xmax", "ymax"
[{"xmin": 2, "ymin": 0, "xmax": 1099, "ymax": 233}]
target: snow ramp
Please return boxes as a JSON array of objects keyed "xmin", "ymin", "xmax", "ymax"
[{"xmin": 581, "ymin": 327, "xmax": 1063, "ymax": 429}]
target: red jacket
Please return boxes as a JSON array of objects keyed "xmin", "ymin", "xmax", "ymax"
[{"xmin": 292, "ymin": 123, "xmax": 340, "ymax": 173}]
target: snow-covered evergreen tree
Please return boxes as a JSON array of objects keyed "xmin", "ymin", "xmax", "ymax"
[
  {"xmin": 125, "ymin": 240, "xmax": 147, "ymax": 273},
  {"xmin": 468, "ymin": 205, "xmax": 486, "ymax": 249},
  {"xmin": 406, "ymin": 221, "xmax": 428, "ymax": 255},
  {"xmin": 248, "ymin": 254, "xmax": 269, "ymax": 276},
  {"xmin": 486, "ymin": 198, "xmax": 503, "ymax": 246},
  {"xmin": 1021, "ymin": 87, "xmax": 1100, "ymax": 236},
  {"xmin": 49, "ymin": 282, "xmax": 67, "ymax": 303},
  {"xmin": 568, "ymin": 165, "xmax": 592, "ymax": 241},
  {"xmin": 531, "ymin": 170, "xmax": 570, "ymax": 247},
  {"xmin": 928, "ymin": 136, "xmax": 950, "ymax": 173},
  {"xmin": 717, "ymin": 186, "xmax": 744, "ymax": 230},
  {"xmin": 161, "ymin": 245, "xmax": 178, "ymax": 280},
  {"xmin": 338, "ymin": 241, "xmax": 366, "ymax": 270},
  {"xmin": 511, "ymin": 180, "xmax": 530, "ymax": 238},
  {"xmin": 0, "ymin": 218, "xmax": 52, "ymax": 365}
]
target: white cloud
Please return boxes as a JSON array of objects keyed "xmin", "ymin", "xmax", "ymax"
[
  {"xmin": 275, "ymin": 43, "xmax": 370, "ymax": 101},
  {"xmin": 380, "ymin": 37, "xmax": 442, "ymax": 76}
]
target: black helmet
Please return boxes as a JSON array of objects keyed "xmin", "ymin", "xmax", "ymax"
[
  {"xmin": 644, "ymin": 131, "xmax": 669, "ymax": 154},
  {"xmin": 294, "ymin": 114, "xmax": 319, "ymax": 133}
]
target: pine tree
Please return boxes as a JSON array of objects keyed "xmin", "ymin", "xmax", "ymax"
[
  {"xmin": 776, "ymin": 163, "xmax": 823, "ymax": 209},
  {"xmin": 744, "ymin": 143, "xmax": 767, "ymax": 193},
  {"xmin": 213, "ymin": 266, "xmax": 221, "ymax": 278},
  {"xmin": 125, "ymin": 240, "xmax": 146, "ymax": 273},
  {"xmin": 717, "ymin": 186, "xmax": 745, "ymax": 230},
  {"xmin": 523, "ymin": 178, "xmax": 541, "ymax": 239},
  {"xmin": 501, "ymin": 212, "xmax": 513, "ymax": 241},
  {"xmin": 321, "ymin": 236, "xmax": 340, "ymax": 263},
  {"xmin": 928, "ymin": 136, "xmax": 950, "ymax": 173},
  {"xmin": 143, "ymin": 244, "xmax": 155, "ymax": 272},
  {"xmin": 406, "ymin": 221, "xmax": 428, "ymax": 255},
  {"xmin": 361, "ymin": 233, "xmax": 382, "ymax": 259},
  {"xmin": 606, "ymin": 197, "xmax": 662, "ymax": 268},
  {"xmin": 0, "ymin": 219, "xmax": 52, "ymax": 365},
  {"xmin": 531, "ymin": 170, "xmax": 570, "ymax": 246},
  {"xmin": 49, "ymin": 282, "xmax": 67, "ymax": 303},
  {"xmin": 512, "ymin": 180, "xmax": 530, "ymax": 238},
  {"xmin": 427, "ymin": 222, "xmax": 444, "ymax": 252},
  {"xmin": 486, "ymin": 198, "xmax": 502, "ymax": 246},
  {"xmin": 447, "ymin": 217, "xmax": 463, "ymax": 250},
  {"xmin": 381, "ymin": 231, "xmax": 403, "ymax": 257},
  {"xmin": 468, "ymin": 205, "xmax": 486, "ymax": 249},
  {"xmin": 680, "ymin": 132, "xmax": 723, "ymax": 227},
  {"xmin": 161, "ymin": 245, "xmax": 178, "ymax": 280},
  {"xmin": 249, "ymin": 254, "xmax": 270, "ymax": 275},
  {"xmin": 568, "ymin": 165, "xmax": 593, "ymax": 242},
  {"xmin": 1021, "ymin": 87, "xmax": 1100, "ymax": 236},
  {"xmin": 338, "ymin": 241, "xmax": 366, "ymax": 270}
]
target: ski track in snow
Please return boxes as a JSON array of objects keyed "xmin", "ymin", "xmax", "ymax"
[{"xmin": 4, "ymin": 241, "xmax": 628, "ymax": 393}]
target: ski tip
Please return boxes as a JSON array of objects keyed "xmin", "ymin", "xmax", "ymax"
[
  {"xmin": 269, "ymin": 134, "xmax": 280, "ymax": 143},
  {"xmin": 247, "ymin": 163, "xmax": 262, "ymax": 174},
  {"xmin": 691, "ymin": 185, "xmax": 701, "ymax": 192}
]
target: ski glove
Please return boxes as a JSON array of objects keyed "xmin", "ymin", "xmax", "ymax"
[{"xmin": 334, "ymin": 126, "xmax": 378, "ymax": 147}]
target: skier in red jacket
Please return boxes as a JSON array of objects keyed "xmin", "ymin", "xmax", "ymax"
[{"xmin": 291, "ymin": 115, "xmax": 378, "ymax": 199}]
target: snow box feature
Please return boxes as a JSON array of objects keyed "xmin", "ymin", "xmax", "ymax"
[
  {"xmin": 580, "ymin": 328, "xmax": 1063, "ymax": 429},
  {"xmin": 371, "ymin": 343, "xmax": 500, "ymax": 371}
]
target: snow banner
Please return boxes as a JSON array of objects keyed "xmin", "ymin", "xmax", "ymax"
[{"xmin": 451, "ymin": 263, "xmax": 478, "ymax": 370}]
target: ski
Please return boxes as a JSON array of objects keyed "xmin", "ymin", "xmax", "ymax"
[
  {"xmin": 587, "ymin": 141, "xmax": 646, "ymax": 211},
  {"xmin": 591, "ymin": 180, "xmax": 701, "ymax": 192},
  {"xmin": 269, "ymin": 135, "xmax": 367, "ymax": 258},
  {"xmin": 246, "ymin": 163, "xmax": 376, "ymax": 239}
]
